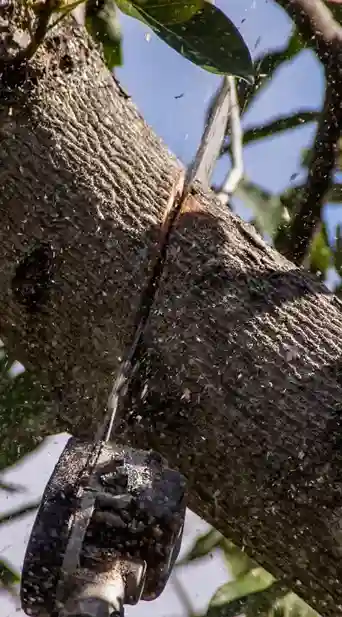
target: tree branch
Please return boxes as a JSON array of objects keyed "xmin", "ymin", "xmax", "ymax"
[
  {"xmin": 0, "ymin": 0, "xmax": 57, "ymax": 73},
  {"xmin": 274, "ymin": 0, "xmax": 342, "ymax": 264},
  {"xmin": 0, "ymin": 502, "xmax": 39, "ymax": 526},
  {"xmin": 2, "ymin": 11, "xmax": 342, "ymax": 617},
  {"xmin": 275, "ymin": 0, "xmax": 342, "ymax": 58},
  {"xmin": 280, "ymin": 78, "xmax": 342, "ymax": 262}
]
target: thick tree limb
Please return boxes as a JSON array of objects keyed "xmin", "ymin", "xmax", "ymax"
[
  {"xmin": 1, "ymin": 12, "xmax": 342, "ymax": 617},
  {"xmin": 274, "ymin": 0, "xmax": 342, "ymax": 263}
]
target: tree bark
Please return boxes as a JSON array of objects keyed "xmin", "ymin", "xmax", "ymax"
[{"xmin": 1, "ymin": 14, "xmax": 342, "ymax": 617}]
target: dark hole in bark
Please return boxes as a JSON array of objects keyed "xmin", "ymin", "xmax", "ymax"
[
  {"xmin": 12, "ymin": 241, "xmax": 55, "ymax": 313},
  {"xmin": 59, "ymin": 53, "xmax": 74, "ymax": 73}
]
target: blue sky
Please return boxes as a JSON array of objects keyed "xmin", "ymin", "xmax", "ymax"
[{"xmin": 116, "ymin": 0, "xmax": 341, "ymax": 246}]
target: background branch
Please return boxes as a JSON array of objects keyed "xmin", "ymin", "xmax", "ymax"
[
  {"xmin": 276, "ymin": 0, "xmax": 342, "ymax": 57},
  {"xmin": 274, "ymin": 0, "xmax": 342, "ymax": 264},
  {"xmin": 278, "ymin": 78, "xmax": 342, "ymax": 262},
  {"xmin": 0, "ymin": 0, "xmax": 57, "ymax": 73}
]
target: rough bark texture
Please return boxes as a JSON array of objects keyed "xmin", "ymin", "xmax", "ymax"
[
  {"xmin": 1, "ymin": 14, "xmax": 342, "ymax": 617},
  {"xmin": 0, "ymin": 18, "xmax": 180, "ymax": 426}
]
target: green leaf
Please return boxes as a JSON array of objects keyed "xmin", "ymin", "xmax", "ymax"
[
  {"xmin": 205, "ymin": 582, "xmax": 290, "ymax": 617},
  {"xmin": 308, "ymin": 224, "xmax": 332, "ymax": 277},
  {"xmin": 131, "ymin": 0, "xmax": 204, "ymax": 25},
  {"xmin": 178, "ymin": 528, "xmax": 223, "ymax": 565},
  {"xmin": 275, "ymin": 592, "xmax": 319, "ymax": 617},
  {"xmin": 210, "ymin": 567, "xmax": 275, "ymax": 607},
  {"xmin": 53, "ymin": 0, "xmax": 85, "ymax": 13},
  {"xmin": 117, "ymin": 0, "xmax": 254, "ymax": 81},
  {"xmin": 220, "ymin": 539, "xmax": 257, "ymax": 579},
  {"xmin": 237, "ymin": 28, "xmax": 303, "ymax": 115},
  {"xmin": 244, "ymin": 583, "xmax": 289, "ymax": 617},
  {"xmin": 206, "ymin": 598, "xmax": 250, "ymax": 617},
  {"xmin": 86, "ymin": 0, "xmax": 123, "ymax": 69},
  {"xmin": 280, "ymin": 184, "xmax": 305, "ymax": 213},
  {"xmin": 251, "ymin": 590, "xmax": 319, "ymax": 617},
  {"xmin": 0, "ymin": 349, "xmax": 47, "ymax": 472},
  {"xmin": 255, "ymin": 28, "xmax": 303, "ymax": 81},
  {"xmin": 241, "ymin": 111, "xmax": 318, "ymax": 148},
  {"xmin": 235, "ymin": 178, "xmax": 287, "ymax": 237},
  {"xmin": 45, "ymin": 0, "xmax": 87, "ymax": 34},
  {"xmin": 0, "ymin": 559, "xmax": 20, "ymax": 589}
]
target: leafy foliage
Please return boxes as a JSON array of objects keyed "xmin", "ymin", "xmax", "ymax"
[
  {"xmin": 0, "ymin": 346, "xmax": 44, "ymax": 595},
  {"xmin": 39, "ymin": 0, "xmax": 254, "ymax": 80},
  {"xmin": 116, "ymin": 0, "xmax": 254, "ymax": 81},
  {"xmin": 242, "ymin": 111, "xmax": 318, "ymax": 148},
  {"xmin": 0, "ymin": 487, "xmax": 39, "ymax": 595},
  {"xmin": 0, "ymin": 346, "xmax": 46, "ymax": 472},
  {"xmin": 235, "ymin": 178, "xmax": 287, "ymax": 237},
  {"xmin": 0, "ymin": 558, "xmax": 20, "ymax": 591},
  {"xmin": 178, "ymin": 529, "xmax": 319, "ymax": 617},
  {"xmin": 309, "ymin": 224, "xmax": 331, "ymax": 279},
  {"xmin": 229, "ymin": 27, "xmax": 304, "ymax": 116},
  {"xmin": 178, "ymin": 528, "xmax": 223, "ymax": 565},
  {"xmin": 210, "ymin": 568, "xmax": 274, "ymax": 606},
  {"xmin": 214, "ymin": 11, "xmax": 341, "ymax": 290},
  {"xmin": 120, "ymin": 0, "xmax": 204, "ymax": 26},
  {"xmin": 85, "ymin": 0, "xmax": 123, "ymax": 69}
]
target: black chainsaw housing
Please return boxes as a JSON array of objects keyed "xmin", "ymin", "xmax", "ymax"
[{"xmin": 21, "ymin": 438, "xmax": 186, "ymax": 616}]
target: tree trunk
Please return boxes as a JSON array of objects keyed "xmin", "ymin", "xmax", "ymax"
[{"xmin": 1, "ymin": 12, "xmax": 342, "ymax": 617}]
